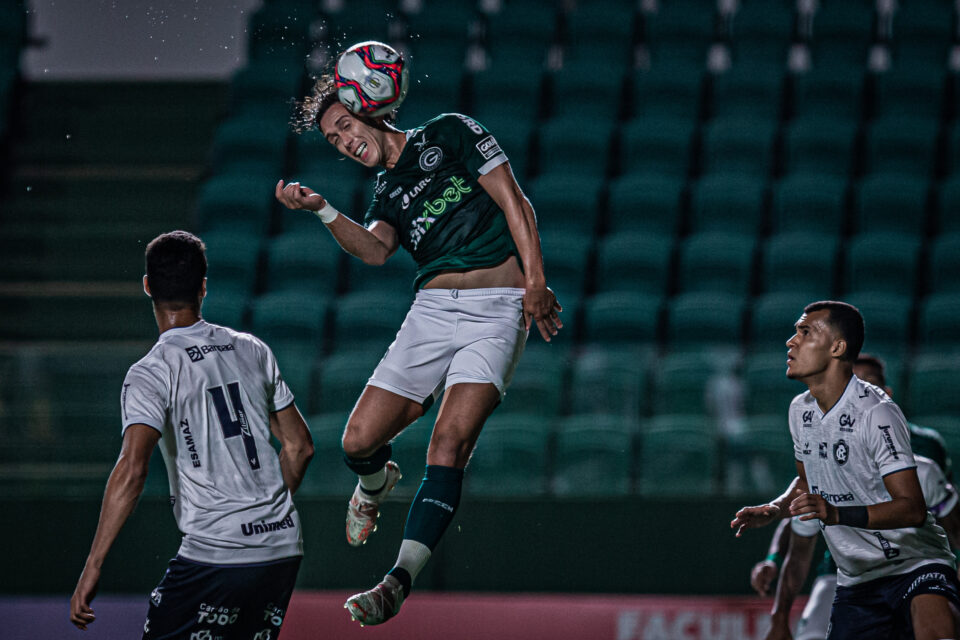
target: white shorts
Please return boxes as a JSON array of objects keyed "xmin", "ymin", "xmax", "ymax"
[
  {"xmin": 796, "ymin": 573, "xmax": 837, "ymax": 640},
  {"xmin": 367, "ymin": 288, "xmax": 527, "ymax": 405}
]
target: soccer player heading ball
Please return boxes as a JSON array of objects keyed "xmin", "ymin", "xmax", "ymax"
[{"xmin": 277, "ymin": 49, "xmax": 561, "ymax": 625}]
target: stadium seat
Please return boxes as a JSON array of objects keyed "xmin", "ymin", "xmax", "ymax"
[
  {"xmin": 249, "ymin": 291, "xmax": 330, "ymax": 353},
  {"xmin": 871, "ymin": 66, "xmax": 947, "ymax": 120},
  {"xmin": 863, "ymin": 116, "xmax": 940, "ymax": 178},
  {"xmin": 677, "ymin": 232, "xmax": 757, "ymax": 295},
  {"xmin": 297, "ymin": 413, "xmax": 354, "ymax": 496},
  {"xmin": 246, "ymin": 0, "xmax": 313, "ymax": 62},
  {"xmin": 700, "ymin": 116, "xmax": 777, "ymax": 178},
  {"xmin": 388, "ymin": 418, "xmax": 435, "ymax": 498},
  {"xmin": 742, "ymin": 351, "xmax": 808, "ymax": 415},
  {"xmin": 345, "ymin": 249, "xmax": 418, "ymax": 294},
  {"xmin": 789, "ymin": 68, "xmax": 865, "ymax": 122},
  {"xmin": 637, "ymin": 414, "xmax": 718, "ymax": 496},
  {"xmin": 630, "ymin": 63, "xmax": 704, "ymax": 121},
  {"xmin": 665, "ymin": 291, "xmax": 747, "ymax": 352},
  {"xmin": 525, "ymin": 174, "xmax": 603, "ymax": 236},
  {"xmin": 845, "ymin": 292, "xmax": 913, "ymax": 359},
  {"xmin": 470, "ymin": 57, "xmax": 544, "ymax": 125},
  {"xmin": 809, "ymin": 1, "xmax": 876, "ymax": 70},
  {"xmin": 618, "ymin": 116, "xmax": 695, "ymax": 177},
  {"xmin": 564, "ymin": 1, "xmax": 637, "ymax": 53},
  {"xmin": 644, "ymin": 0, "xmax": 717, "ymax": 46},
  {"xmin": 197, "ymin": 230, "xmax": 263, "ymax": 295},
  {"xmin": 464, "ymin": 109, "xmax": 534, "ymax": 181},
  {"xmin": 536, "ymin": 116, "xmax": 614, "ymax": 179},
  {"xmin": 844, "ymin": 232, "xmax": 922, "ymax": 296},
  {"xmin": 748, "ymin": 292, "xmax": 820, "ymax": 351},
  {"xmin": 208, "ymin": 115, "xmax": 289, "ymax": 175},
  {"xmin": 549, "ymin": 58, "xmax": 629, "ymax": 120},
  {"xmin": 202, "ymin": 283, "xmax": 251, "ymax": 330},
  {"xmin": 331, "ymin": 291, "xmax": 412, "ymax": 352},
  {"xmin": 568, "ymin": 345, "xmax": 653, "ymax": 418},
  {"xmin": 195, "ymin": 174, "xmax": 275, "ymax": 235},
  {"xmin": 503, "ymin": 348, "xmax": 567, "ymax": 417},
  {"xmin": 917, "ymin": 293, "xmax": 960, "ymax": 352},
  {"xmin": 906, "ymin": 354, "xmax": 960, "ymax": 417},
  {"xmin": 780, "ymin": 116, "xmax": 858, "ymax": 178},
  {"xmin": 314, "ymin": 348, "xmax": 389, "ymax": 415},
  {"xmin": 730, "ymin": 0, "xmax": 796, "ymax": 44},
  {"xmin": 727, "ymin": 414, "xmax": 798, "ymax": 495},
  {"xmin": 651, "ymin": 351, "xmax": 718, "ymax": 415},
  {"xmin": 708, "ymin": 63, "xmax": 785, "ymax": 120},
  {"xmin": 553, "ymin": 414, "xmax": 636, "ymax": 496},
  {"xmin": 769, "ymin": 173, "xmax": 848, "ymax": 236},
  {"xmin": 606, "ymin": 173, "xmax": 685, "ymax": 236},
  {"xmin": 270, "ymin": 342, "xmax": 319, "ymax": 403},
  {"xmin": 320, "ymin": 0, "xmax": 397, "ymax": 42},
  {"xmin": 485, "ymin": 0, "xmax": 560, "ymax": 51},
  {"xmin": 582, "ymin": 291, "xmax": 662, "ymax": 346},
  {"xmin": 939, "ymin": 176, "xmax": 960, "ymax": 234},
  {"xmin": 688, "ymin": 173, "xmax": 765, "ymax": 235},
  {"xmin": 538, "ymin": 230, "xmax": 592, "ymax": 302},
  {"xmin": 927, "ymin": 233, "xmax": 960, "ymax": 294},
  {"xmin": 760, "ymin": 232, "xmax": 840, "ymax": 295},
  {"xmin": 594, "ymin": 231, "xmax": 673, "ymax": 296},
  {"xmin": 853, "ymin": 173, "xmax": 930, "ymax": 238},
  {"xmin": 467, "ymin": 413, "xmax": 553, "ymax": 496},
  {"xmin": 265, "ymin": 229, "xmax": 343, "ymax": 297}
]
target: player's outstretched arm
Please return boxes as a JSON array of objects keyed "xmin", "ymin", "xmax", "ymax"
[
  {"xmin": 791, "ymin": 467, "xmax": 927, "ymax": 529},
  {"xmin": 70, "ymin": 425, "xmax": 160, "ymax": 630},
  {"xmin": 477, "ymin": 163, "xmax": 561, "ymax": 342},
  {"xmin": 269, "ymin": 404, "xmax": 314, "ymax": 494},
  {"xmin": 766, "ymin": 527, "xmax": 817, "ymax": 639},
  {"xmin": 732, "ymin": 468, "xmax": 807, "ymax": 537},
  {"xmin": 750, "ymin": 519, "xmax": 790, "ymax": 596},
  {"xmin": 274, "ymin": 179, "xmax": 399, "ymax": 265}
]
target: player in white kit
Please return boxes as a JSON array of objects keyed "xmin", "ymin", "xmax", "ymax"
[
  {"xmin": 69, "ymin": 231, "xmax": 314, "ymax": 639},
  {"xmin": 731, "ymin": 301, "xmax": 960, "ymax": 639}
]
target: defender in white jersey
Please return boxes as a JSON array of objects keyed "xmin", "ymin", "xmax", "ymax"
[
  {"xmin": 70, "ymin": 231, "xmax": 314, "ymax": 639},
  {"xmin": 731, "ymin": 301, "xmax": 960, "ymax": 640}
]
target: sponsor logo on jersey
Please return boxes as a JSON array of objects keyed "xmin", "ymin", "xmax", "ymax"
[
  {"xmin": 400, "ymin": 176, "xmax": 433, "ymax": 209},
  {"xmin": 812, "ymin": 486, "xmax": 856, "ymax": 503},
  {"xmin": 418, "ymin": 146, "xmax": 443, "ymax": 172},
  {"xmin": 871, "ymin": 531, "xmax": 900, "ymax": 559},
  {"xmin": 877, "ymin": 424, "xmax": 900, "ymax": 460},
  {"xmin": 475, "ymin": 135, "xmax": 502, "ymax": 160},
  {"xmin": 122, "ymin": 383, "xmax": 131, "ymax": 420},
  {"xmin": 187, "ymin": 345, "xmax": 204, "ymax": 362},
  {"xmin": 409, "ymin": 176, "xmax": 472, "ymax": 250},
  {"xmin": 253, "ymin": 631, "xmax": 272, "ymax": 640},
  {"xmin": 819, "ymin": 442, "xmax": 828, "ymax": 459},
  {"xmin": 241, "ymin": 514, "xmax": 296, "ymax": 536},
  {"xmin": 413, "ymin": 133, "xmax": 429, "ymax": 151},
  {"xmin": 456, "ymin": 114, "xmax": 484, "ymax": 135},
  {"xmin": 375, "ymin": 179, "xmax": 389, "ymax": 195},
  {"xmin": 197, "ymin": 604, "xmax": 240, "ymax": 626},
  {"xmin": 180, "ymin": 418, "xmax": 202, "ymax": 468},
  {"xmin": 263, "ymin": 603, "xmax": 286, "ymax": 627},
  {"xmin": 803, "ymin": 441, "xmax": 812, "ymax": 455},
  {"xmin": 186, "ymin": 343, "xmax": 235, "ymax": 362},
  {"xmin": 190, "ymin": 631, "xmax": 212, "ymax": 640},
  {"xmin": 839, "ymin": 413, "xmax": 856, "ymax": 431},
  {"xmin": 833, "ymin": 439, "xmax": 849, "ymax": 465},
  {"xmin": 389, "ymin": 186, "xmax": 403, "ymax": 198},
  {"xmin": 802, "ymin": 410, "xmax": 814, "ymax": 428}
]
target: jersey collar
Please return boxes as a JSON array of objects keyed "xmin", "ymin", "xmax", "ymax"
[
  {"xmin": 159, "ymin": 319, "xmax": 207, "ymax": 340},
  {"xmin": 818, "ymin": 374, "xmax": 859, "ymax": 421}
]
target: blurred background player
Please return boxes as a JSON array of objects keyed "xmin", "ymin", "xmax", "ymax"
[
  {"xmin": 731, "ymin": 301, "xmax": 960, "ymax": 640},
  {"xmin": 69, "ymin": 231, "xmax": 314, "ymax": 639},
  {"xmin": 275, "ymin": 75, "xmax": 560, "ymax": 626}
]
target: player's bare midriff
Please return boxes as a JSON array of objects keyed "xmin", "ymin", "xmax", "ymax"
[{"xmin": 421, "ymin": 255, "xmax": 525, "ymax": 290}]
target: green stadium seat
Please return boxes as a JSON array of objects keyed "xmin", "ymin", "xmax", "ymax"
[
  {"xmin": 246, "ymin": 0, "xmax": 313, "ymax": 61},
  {"xmin": 927, "ymin": 233, "xmax": 960, "ymax": 294},
  {"xmin": 908, "ymin": 415, "xmax": 960, "ymax": 460},
  {"xmin": 769, "ymin": 174, "xmax": 847, "ymax": 237},
  {"xmin": 582, "ymin": 291, "xmax": 662, "ymax": 346},
  {"xmin": 549, "ymin": 58, "xmax": 628, "ymax": 120},
  {"xmin": 810, "ymin": 1, "xmax": 875, "ymax": 68},
  {"xmin": 637, "ymin": 414, "xmax": 718, "ymax": 496},
  {"xmin": 595, "ymin": 231, "xmax": 673, "ymax": 296},
  {"xmin": 331, "ymin": 291, "xmax": 412, "ymax": 352},
  {"xmin": 853, "ymin": 174, "xmax": 930, "ymax": 238},
  {"xmin": 265, "ymin": 229, "xmax": 343, "ymax": 297},
  {"xmin": 689, "ymin": 174, "xmax": 765, "ymax": 234},
  {"xmin": 677, "ymin": 232, "xmax": 757, "ymax": 295},
  {"xmin": 845, "ymin": 292, "xmax": 913, "ymax": 358},
  {"xmin": 864, "ymin": 116, "xmax": 940, "ymax": 177},
  {"xmin": 790, "ymin": 68, "xmax": 865, "ymax": 122},
  {"xmin": 939, "ymin": 177, "xmax": 960, "ymax": 234},
  {"xmin": 203, "ymin": 230, "xmax": 263, "ymax": 295},
  {"xmin": 727, "ymin": 414, "xmax": 798, "ymax": 495},
  {"xmin": 297, "ymin": 413, "xmax": 354, "ymax": 497},
  {"xmin": 314, "ymin": 348, "xmax": 388, "ymax": 415},
  {"xmin": 619, "ymin": 116, "xmax": 695, "ymax": 177},
  {"xmin": 630, "ymin": 64, "xmax": 704, "ymax": 121},
  {"xmin": 485, "ymin": 0, "xmax": 560, "ymax": 49},
  {"xmin": 0, "ymin": 293, "xmax": 155, "ymax": 342},
  {"xmin": 202, "ymin": 283, "xmax": 251, "ymax": 329},
  {"xmin": 565, "ymin": 1, "xmax": 637, "ymax": 51},
  {"xmin": 892, "ymin": 0, "xmax": 955, "ymax": 44},
  {"xmin": 386, "ymin": 418, "xmax": 434, "ymax": 498},
  {"xmin": 405, "ymin": 1, "xmax": 479, "ymax": 41},
  {"xmin": 466, "ymin": 109, "xmax": 534, "ymax": 181},
  {"xmin": 568, "ymin": 345, "xmax": 653, "ymax": 417},
  {"xmin": 917, "ymin": 293, "xmax": 960, "ymax": 352},
  {"xmin": 538, "ymin": 230, "xmax": 592, "ymax": 301},
  {"xmin": 537, "ymin": 116, "xmax": 613, "ymax": 179},
  {"xmin": 708, "ymin": 64, "xmax": 785, "ymax": 120},
  {"xmin": 467, "ymin": 413, "xmax": 553, "ymax": 496},
  {"xmin": 345, "ymin": 249, "xmax": 418, "ymax": 294},
  {"xmin": 195, "ymin": 174, "xmax": 275, "ymax": 235},
  {"xmin": 871, "ymin": 66, "xmax": 947, "ymax": 120},
  {"xmin": 748, "ymin": 292, "xmax": 820, "ymax": 351},
  {"xmin": 845, "ymin": 232, "xmax": 922, "ymax": 296},
  {"xmin": 907, "ymin": 354, "xmax": 960, "ymax": 417},
  {"xmin": 249, "ymin": 291, "xmax": 330, "ymax": 353},
  {"xmin": 321, "ymin": 0, "xmax": 397, "ymax": 42},
  {"xmin": 731, "ymin": 0, "xmax": 795, "ymax": 42},
  {"xmin": 700, "ymin": 116, "xmax": 777, "ymax": 178},
  {"xmin": 553, "ymin": 414, "xmax": 636, "ymax": 496},
  {"xmin": 209, "ymin": 115, "xmax": 289, "ymax": 174},
  {"xmin": 742, "ymin": 351, "xmax": 807, "ymax": 415},
  {"xmin": 645, "ymin": 0, "xmax": 717, "ymax": 43},
  {"xmin": 651, "ymin": 351, "xmax": 717, "ymax": 415},
  {"xmin": 666, "ymin": 291, "xmax": 747, "ymax": 351},
  {"xmin": 760, "ymin": 231, "xmax": 840, "ymax": 295},
  {"xmin": 606, "ymin": 173, "xmax": 685, "ymax": 236},
  {"xmin": 781, "ymin": 116, "xmax": 858, "ymax": 178},
  {"xmin": 229, "ymin": 60, "xmax": 303, "ymax": 117},
  {"xmin": 270, "ymin": 342, "xmax": 319, "ymax": 404},
  {"xmin": 471, "ymin": 61, "xmax": 544, "ymax": 123},
  {"xmin": 502, "ymin": 348, "xmax": 567, "ymax": 416},
  {"xmin": 525, "ymin": 174, "xmax": 603, "ymax": 236}
]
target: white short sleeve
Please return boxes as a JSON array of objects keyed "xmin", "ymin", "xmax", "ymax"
[
  {"xmin": 263, "ymin": 343, "xmax": 294, "ymax": 412},
  {"xmin": 790, "ymin": 514, "xmax": 820, "ymax": 537},
  {"xmin": 121, "ymin": 362, "xmax": 168, "ymax": 434},
  {"xmin": 918, "ymin": 456, "xmax": 959, "ymax": 518},
  {"xmin": 863, "ymin": 402, "xmax": 915, "ymax": 478}
]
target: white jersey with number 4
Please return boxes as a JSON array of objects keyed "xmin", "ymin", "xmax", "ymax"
[
  {"xmin": 789, "ymin": 375, "xmax": 955, "ymax": 586},
  {"xmin": 121, "ymin": 320, "xmax": 302, "ymax": 565}
]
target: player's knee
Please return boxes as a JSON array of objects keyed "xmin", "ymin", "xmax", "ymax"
[
  {"xmin": 428, "ymin": 430, "xmax": 474, "ymax": 468},
  {"xmin": 341, "ymin": 427, "xmax": 379, "ymax": 459}
]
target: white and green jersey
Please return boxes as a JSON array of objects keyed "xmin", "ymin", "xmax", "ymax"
[
  {"xmin": 121, "ymin": 320, "xmax": 302, "ymax": 565},
  {"xmin": 789, "ymin": 375, "xmax": 956, "ymax": 586}
]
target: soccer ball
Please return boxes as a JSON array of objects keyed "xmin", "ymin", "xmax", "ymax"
[{"xmin": 334, "ymin": 41, "xmax": 409, "ymax": 117}]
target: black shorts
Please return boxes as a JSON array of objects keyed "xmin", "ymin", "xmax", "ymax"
[
  {"xmin": 142, "ymin": 555, "xmax": 301, "ymax": 640},
  {"xmin": 827, "ymin": 562, "xmax": 960, "ymax": 640}
]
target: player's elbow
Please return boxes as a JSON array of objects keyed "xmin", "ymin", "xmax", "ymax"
[
  {"xmin": 904, "ymin": 498, "xmax": 927, "ymax": 528},
  {"xmin": 114, "ymin": 453, "xmax": 150, "ymax": 492},
  {"xmin": 287, "ymin": 437, "xmax": 314, "ymax": 466}
]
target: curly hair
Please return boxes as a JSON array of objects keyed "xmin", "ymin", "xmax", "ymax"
[{"xmin": 291, "ymin": 74, "xmax": 398, "ymax": 134}]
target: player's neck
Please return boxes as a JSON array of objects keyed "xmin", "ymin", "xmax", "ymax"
[
  {"xmin": 153, "ymin": 304, "xmax": 201, "ymax": 334},
  {"xmin": 805, "ymin": 366, "xmax": 854, "ymax": 414},
  {"xmin": 382, "ymin": 130, "xmax": 407, "ymax": 169}
]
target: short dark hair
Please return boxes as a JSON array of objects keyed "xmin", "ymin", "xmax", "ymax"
[
  {"xmin": 855, "ymin": 354, "xmax": 887, "ymax": 386},
  {"xmin": 145, "ymin": 231, "xmax": 207, "ymax": 307},
  {"xmin": 804, "ymin": 300, "xmax": 865, "ymax": 362},
  {"xmin": 291, "ymin": 74, "xmax": 398, "ymax": 134}
]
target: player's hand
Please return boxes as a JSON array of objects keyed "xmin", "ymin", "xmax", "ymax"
[
  {"xmin": 731, "ymin": 504, "xmax": 781, "ymax": 537},
  {"xmin": 275, "ymin": 179, "xmax": 326, "ymax": 212},
  {"xmin": 750, "ymin": 559, "xmax": 779, "ymax": 596},
  {"xmin": 523, "ymin": 285, "xmax": 562, "ymax": 342},
  {"xmin": 70, "ymin": 565, "xmax": 100, "ymax": 630},
  {"xmin": 789, "ymin": 492, "xmax": 837, "ymax": 525}
]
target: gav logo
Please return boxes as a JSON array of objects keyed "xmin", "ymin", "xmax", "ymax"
[
  {"xmin": 802, "ymin": 410, "xmax": 814, "ymax": 427},
  {"xmin": 418, "ymin": 146, "xmax": 443, "ymax": 172},
  {"xmin": 833, "ymin": 439, "xmax": 849, "ymax": 465},
  {"xmin": 839, "ymin": 414, "xmax": 856, "ymax": 428}
]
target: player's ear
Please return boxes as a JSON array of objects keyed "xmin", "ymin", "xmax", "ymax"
[
  {"xmin": 831, "ymin": 337, "xmax": 848, "ymax": 360},
  {"xmin": 200, "ymin": 278, "xmax": 207, "ymax": 300},
  {"xmin": 143, "ymin": 275, "xmax": 151, "ymax": 298}
]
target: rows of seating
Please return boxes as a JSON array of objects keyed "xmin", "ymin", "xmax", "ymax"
[{"xmin": 0, "ymin": 1, "xmax": 25, "ymax": 153}]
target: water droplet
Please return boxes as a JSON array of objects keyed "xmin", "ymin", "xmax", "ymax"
[
  {"xmin": 65, "ymin": 134, "xmax": 71, "ymax": 140},
  {"xmin": 25, "ymin": 185, "xmax": 32, "ymax": 192}
]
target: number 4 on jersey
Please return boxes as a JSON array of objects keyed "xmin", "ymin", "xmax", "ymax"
[{"xmin": 208, "ymin": 382, "xmax": 261, "ymax": 470}]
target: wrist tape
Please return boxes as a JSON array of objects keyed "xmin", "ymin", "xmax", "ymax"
[{"xmin": 313, "ymin": 202, "xmax": 340, "ymax": 224}]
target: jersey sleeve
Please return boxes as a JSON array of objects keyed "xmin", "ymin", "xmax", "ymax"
[
  {"xmin": 788, "ymin": 398, "xmax": 803, "ymax": 461},
  {"xmin": 918, "ymin": 456, "xmax": 959, "ymax": 518},
  {"xmin": 437, "ymin": 114, "xmax": 508, "ymax": 177},
  {"xmin": 263, "ymin": 343, "xmax": 295, "ymax": 412},
  {"xmin": 863, "ymin": 401, "xmax": 916, "ymax": 477},
  {"xmin": 790, "ymin": 514, "xmax": 820, "ymax": 537},
  {"xmin": 121, "ymin": 362, "xmax": 168, "ymax": 435},
  {"xmin": 363, "ymin": 173, "xmax": 393, "ymax": 228}
]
